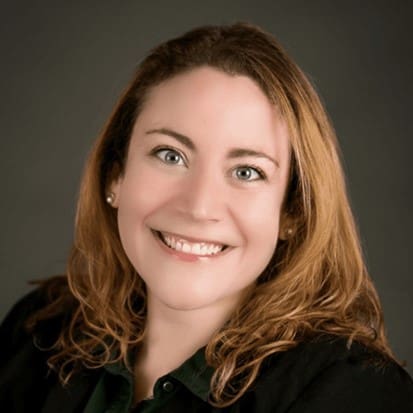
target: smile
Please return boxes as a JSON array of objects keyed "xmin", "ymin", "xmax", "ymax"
[{"xmin": 152, "ymin": 230, "xmax": 229, "ymax": 258}]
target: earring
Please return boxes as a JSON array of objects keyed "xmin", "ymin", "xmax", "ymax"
[
  {"xmin": 286, "ymin": 228, "xmax": 293, "ymax": 236},
  {"xmin": 106, "ymin": 192, "xmax": 115, "ymax": 204}
]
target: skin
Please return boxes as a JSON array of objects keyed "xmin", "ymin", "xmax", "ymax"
[{"xmin": 109, "ymin": 66, "xmax": 291, "ymax": 400}]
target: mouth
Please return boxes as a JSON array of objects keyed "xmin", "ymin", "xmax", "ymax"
[{"xmin": 151, "ymin": 229, "xmax": 229, "ymax": 257}]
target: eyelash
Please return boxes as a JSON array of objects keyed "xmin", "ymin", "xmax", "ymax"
[
  {"xmin": 232, "ymin": 162, "xmax": 267, "ymax": 181},
  {"xmin": 149, "ymin": 146, "xmax": 267, "ymax": 182},
  {"xmin": 150, "ymin": 146, "xmax": 186, "ymax": 165}
]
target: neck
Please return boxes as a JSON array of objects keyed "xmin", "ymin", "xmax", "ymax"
[
  {"xmin": 132, "ymin": 288, "xmax": 249, "ymax": 404},
  {"xmin": 138, "ymin": 288, "xmax": 249, "ymax": 374}
]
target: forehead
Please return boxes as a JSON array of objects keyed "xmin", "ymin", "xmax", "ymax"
[
  {"xmin": 132, "ymin": 67, "xmax": 290, "ymax": 162},
  {"xmin": 142, "ymin": 66, "xmax": 275, "ymax": 122}
]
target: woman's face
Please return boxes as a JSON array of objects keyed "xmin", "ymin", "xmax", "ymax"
[{"xmin": 111, "ymin": 67, "xmax": 291, "ymax": 313}]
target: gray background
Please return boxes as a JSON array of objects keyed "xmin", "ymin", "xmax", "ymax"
[{"xmin": 1, "ymin": 1, "xmax": 412, "ymax": 374}]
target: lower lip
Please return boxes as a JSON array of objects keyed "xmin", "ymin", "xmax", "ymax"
[{"xmin": 151, "ymin": 230, "xmax": 230, "ymax": 262}]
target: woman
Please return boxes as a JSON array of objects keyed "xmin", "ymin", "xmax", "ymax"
[{"xmin": 1, "ymin": 22, "xmax": 412, "ymax": 412}]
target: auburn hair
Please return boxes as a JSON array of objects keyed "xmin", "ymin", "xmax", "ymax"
[{"xmin": 28, "ymin": 22, "xmax": 395, "ymax": 407}]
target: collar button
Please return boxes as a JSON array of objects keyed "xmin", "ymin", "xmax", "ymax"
[{"xmin": 162, "ymin": 380, "xmax": 175, "ymax": 393}]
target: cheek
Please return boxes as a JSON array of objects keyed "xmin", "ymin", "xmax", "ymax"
[
  {"xmin": 117, "ymin": 168, "xmax": 173, "ymax": 216},
  {"xmin": 115, "ymin": 172, "xmax": 160, "ymax": 250},
  {"xmin": 236, "ymin": 190, "xmax": 282, "ymax": 247}
]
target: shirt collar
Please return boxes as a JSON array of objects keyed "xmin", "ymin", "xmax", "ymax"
[
  {"xmin": 104, "ymin": 346, "xmax": 214, "ymax": 402},
  {"xmin": 169, "ymin": 346, "xmax": 214, "ymax": 402}
]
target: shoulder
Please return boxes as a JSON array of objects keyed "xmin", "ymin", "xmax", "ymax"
[
  {"xmin": 0, "ymin": 276, "xmax": 100, "ymax": 412},
  {"xmin": 250, "ymin": 336, "xmax": 413, "ymax": 412},
  {"xmin": 0, "ymin": 275, "xmax": 74, "ymax": 362}
]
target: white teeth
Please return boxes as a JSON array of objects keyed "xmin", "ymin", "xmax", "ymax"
[
  {"xmin": 161, "ymin": 232, "xmax": 225, "ymax": 256},
  {"xmin": 182, "ymin": 243, "xmax": 191, "ymax": 253}
]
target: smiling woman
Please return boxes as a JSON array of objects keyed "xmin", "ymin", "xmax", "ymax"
[
  {"xmin": 109, "ymin": 67, "xmax": 290, "ymax": 313},
  {"xmin": 1, "ymin": 22, "xmax": 412, "ymax": 412}
]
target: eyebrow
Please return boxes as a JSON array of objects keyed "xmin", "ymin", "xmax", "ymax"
[{"xmin": 145, "ymin": 127, "xmax": 280, "ymax": 168}]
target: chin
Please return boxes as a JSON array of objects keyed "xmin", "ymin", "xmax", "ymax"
[
  {"xmin": 152, "ymin": 286, "xmax": 242, "ymax": 314},
  {"xmin": 158, "ymin": 291, "xmax": 218, "ymax": 311}
]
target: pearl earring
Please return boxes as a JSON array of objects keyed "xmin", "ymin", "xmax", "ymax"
[{"xmin": 106, "ymin": 192, "xmax": 115, "ymax": 204}]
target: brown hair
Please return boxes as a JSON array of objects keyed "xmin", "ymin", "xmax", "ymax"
[{"xmin": 29, "ymin": 22, "xmax": 394, "ymax": 406}]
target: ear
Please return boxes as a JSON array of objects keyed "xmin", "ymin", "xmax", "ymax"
[
  {"xmin": 106, "ymin": 177, "xmax": 122, "ymax": 208},
  {"xmin": 278, "ymin": 213, "xmax": 295, "ymax": 240}
]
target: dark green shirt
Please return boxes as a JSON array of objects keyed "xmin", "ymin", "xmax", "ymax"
[
  {"xmin": 2, "ymin": 285, "xmax": 413, "ymax": 412},
  {"xmin": 84, "ymin": 347, "xmax": 214, "ymax": 413}
]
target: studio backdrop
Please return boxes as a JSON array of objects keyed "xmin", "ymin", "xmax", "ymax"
[{"xmin": 1, "ymin": 1, "xmax": 412, "ymax": 374}]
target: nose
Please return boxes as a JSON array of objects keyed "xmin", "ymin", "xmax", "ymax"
[{"xmin": 176, "ymin": 167, "xmax": 224, "ymax": 222}]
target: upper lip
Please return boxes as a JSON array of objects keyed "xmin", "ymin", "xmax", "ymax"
[{"xmin": 154, "ymin": 229, "xmax": 229, "ymax": 246}]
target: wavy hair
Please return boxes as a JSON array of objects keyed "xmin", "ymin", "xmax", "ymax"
[{"xmin": 28, "ymin": 22, "xmax": 395, "ymax": 407}]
